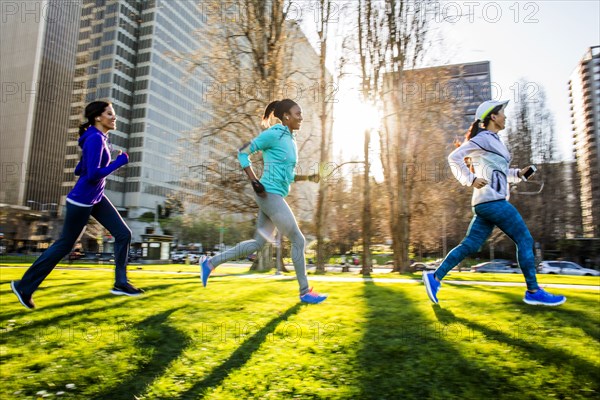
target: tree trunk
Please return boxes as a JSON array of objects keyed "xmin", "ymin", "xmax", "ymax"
[
  {"xmin": 315, "ymin": 180, "xmax": 328, "ymax": 272},
  {"xmin": 255, "ymin": 244, "xmax": 273, "ymax": 271},
  {"xmin": 398, "ymin": 202, "xmax": 411, "ymax": 272},
  {"xmin": 314, "ymin": 0, "xmax": 333, "ymax": 273},
  {"xmin": 361, "ymin": 129, "xmax": 372, "ymax": 275},
  {"xmin": 315, "ymin": 92, "xmax": 329, "ymax": 272}
]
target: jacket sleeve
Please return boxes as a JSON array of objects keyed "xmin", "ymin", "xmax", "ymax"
[
  {"xmin": 507, "ymin": 168, "xmax": 522, "ymax": 183},
  {"xmin": 74, "ymin": 160, "xmax": 82, "ymax": 176},
  {"xmin": 84, "ymin": 135, "xmax": 125, "ymax": 181},
  {"xmin": 448, "ymin": 140, "xmax": 480, "ymax": 187},
  {"xmin": 237, "ymin": 129, "xmax": 276, "ymax": 169}
]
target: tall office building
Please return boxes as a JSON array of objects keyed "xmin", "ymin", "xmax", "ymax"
[
  {"xmin": 65, "ymin": 0, "xmax": 327, "ymax": 243},
  {"xmin": 402, "ymin": 61, "xmax": 491, "ymax": 140},
  {"xmin": 569, "ymin": 46, "xmax": 600, "ymax": 238},
  {"xmin": 64, "ymin": 0, "xmax": 209, "ymax": 241},
  {"xmin": 1, "ymin": 0, "xmax": 81, "ymax": 207},
  {"xmin": 0, "ymin": 1, "xmax": 81, "ymax": 252}
]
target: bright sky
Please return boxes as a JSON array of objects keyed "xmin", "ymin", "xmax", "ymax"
[{"xmin": 326, "ymin": 0, "xmax": 600, "ymax": 164}]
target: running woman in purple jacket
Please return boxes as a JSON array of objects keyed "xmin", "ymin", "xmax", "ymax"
[{"xmin": 11, "ymin": 101, "xmax": 143, "ymax": 309}]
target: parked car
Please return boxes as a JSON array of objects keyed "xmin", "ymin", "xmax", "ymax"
[
  {"xmin": 128, "ymin": 249, "xmax": 141, "ymax": 262},
  {"xmin": 411, "ymin": 262, "xmax": 437, "ymax": 272},
  {"xmin": 68, "ymin": 249, "xmax": 84, "ymax": 261},
  {"xmin": 171, "ymin": 251, "xmax": 188, "ymax": 263},
  {"xmin": 97, "ymin": 252, "xmax": 115, "ymax": 262},
  {"xmin": 172, "ymin": 251, "xmax": 202, "ymax": 264},
  {"xmin": 471, "ymin": 261, "xmax": 519, "ymax": 273},
  {"xmin": 488, "ymin": 259, "xmax": 513, "ymax": 265},
  {"xmin": 538, "ymin": 261, "xmax": 599, "ymax": 276},
  {"xmin": 188, "ymin": 252, "xmax": 202, "ymax": 263}
]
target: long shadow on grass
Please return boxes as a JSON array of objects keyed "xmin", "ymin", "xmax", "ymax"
[
  {"xmin": 1, "ymin": 281, "xmax": 198, "ymax": 322},
  {"xmin": 455, "ymin": 284, "xmax": 600, "ymax": 343},
  {"xmin": 89, "ymin": 308, "xmax": 188, "ymax": 400},
  {"xmin": 0, "ymin": 282, "xmax": 198, "ymax": 342},
  {"xmin": 432, "ymin": 305, "xmax": 600, "ymax": 392},
  {"xmin": 357, "ymin": 281, "xmax": 514, "ymax": 399},
  {"xmin": 179, "ymin": 303, "xmax": 302, "ymax": 399}
]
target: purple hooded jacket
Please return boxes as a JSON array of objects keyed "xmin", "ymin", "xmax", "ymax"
[{"xmin": 67, "ymin": 126, "xmax": 128, "ymax": 206}]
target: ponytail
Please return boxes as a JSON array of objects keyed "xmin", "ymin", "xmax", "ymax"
[
  {"xmin": 261, "ymin": 101, "xmax": 280, "ymax": 129},
  {"xmin": 462, "ymin": 120, "xmax": 481, "ymax": 173},
  {"xmin": 465, "ymin": 119, "xmax": 482, "ymax": 141},
  {"xmin": 261, "ymin": 99, "xmax": 298, "ymax": 129},
  {"xmin": 78, "ymin": 121, "xmax": 92, "ymax": 137}
]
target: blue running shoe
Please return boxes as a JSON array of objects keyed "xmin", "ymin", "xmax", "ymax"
[
  {"xmin": 200, "ymin": 256, "xmax": 213, "ymax": 287},
  {"xmin": 423, "ymin": 271, "xmax": 441, "ymax": 304},
  {"xmin": 300, "ymin": 288, "xmax": 328, "ymax": 304},
  {"xmin": 523, "ymin": 288, "xmax": 566, "ymax": 306}
]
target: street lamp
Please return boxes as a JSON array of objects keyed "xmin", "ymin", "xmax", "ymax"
[{"xmin": 26, "ymin": 200, "xmax": 57, "ymax": 211}]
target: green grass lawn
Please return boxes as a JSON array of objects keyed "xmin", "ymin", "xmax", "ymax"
[{"xmin": 0, "ymin": 266, "xmax": 598, "ymax": 399}]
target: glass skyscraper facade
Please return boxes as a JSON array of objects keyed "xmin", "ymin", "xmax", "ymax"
[
  {"xmin": 64, "ymin": 0, "xmax": 209, "ymax": 239},
  {"xmin": 569, "ymin": 46, "xmax": 600, "ymax": 237}
]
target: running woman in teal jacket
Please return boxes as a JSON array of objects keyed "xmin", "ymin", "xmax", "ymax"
[{"xmin": 200, "ymin": 99, "xmax": 327, "ymax": 304}]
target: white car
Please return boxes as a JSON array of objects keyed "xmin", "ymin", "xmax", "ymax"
[
  {"xmin": 188, "ymin": 252, "xmax": 202, "ymax": 263},
  {"xmin": 538, "ymin": 261, "xmax": 599, "ymax": 276},
  {"xmin": 171, "ymin": 251, "xmax": 202, "ymax": 264}
]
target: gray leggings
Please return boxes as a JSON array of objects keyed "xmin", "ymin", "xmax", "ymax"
[{"xmin": 210, "ymin": 193, "xmax": 309, "ymax": 295}]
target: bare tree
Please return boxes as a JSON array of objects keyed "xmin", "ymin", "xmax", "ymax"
[
  {"xmin": 168, "ymin": 1, "xmax": 328, "ymax": 269},
  {"xmin": 506, "ymin": 82, "xmax": 578, "ymax": 257},
  {"xmin": 313, "ymin": 0, "xmax": 338, "ymax": 273},
  {"xmin": 169, "ymin": 1, "xmax": 323, "ymax": 211},
  {"xmin": 355, "ymin": 0, "xmax": 387, "ymax": 274},
  {"xmin": 353, "ymin": 0, "xmax": 437, "ymax": 272}
]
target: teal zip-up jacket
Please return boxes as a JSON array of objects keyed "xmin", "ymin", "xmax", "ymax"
[{"xmin": 238, "ymin": 124, "xmax": 298, "ymax": 197}]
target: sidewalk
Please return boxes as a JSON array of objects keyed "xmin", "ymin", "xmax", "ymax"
[{"xmin": 1, "ymin": 265, "xmax": 598, "ymax": 290}]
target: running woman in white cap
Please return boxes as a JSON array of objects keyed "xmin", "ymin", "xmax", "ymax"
[
  {"xmin": 423, "ymin": 100, "xmax": 566, "ymax": 306},
  {"xmin": 199, "ymin": 99, "xmax": 327, "ymax": 304}
]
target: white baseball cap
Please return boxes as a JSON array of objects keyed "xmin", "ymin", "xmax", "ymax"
[{"xmin": 475, "ymin": 100, "xmax": 509, "ymax": 121}]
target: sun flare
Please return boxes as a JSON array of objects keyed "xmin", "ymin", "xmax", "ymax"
[
  {"xmin": 332, "ymin": 96, "xmax": 381, "ymax": 158},
  {"xmin": 332, "ymin": 94, "xmax": 384, "ymax": 181}
]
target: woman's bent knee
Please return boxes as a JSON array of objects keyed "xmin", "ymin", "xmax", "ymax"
[{"xmin": 114, "ymin": 227, "xmax": 132, "ymax": 242}]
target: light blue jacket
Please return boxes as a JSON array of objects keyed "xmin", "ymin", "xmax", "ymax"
[
  {"xmin": 238, "ymin": 124, "xmax": 298, "ymax": 197},
  {"xmin": 448, "ymin": 130, "xmax": 523, "ymax": 206}
]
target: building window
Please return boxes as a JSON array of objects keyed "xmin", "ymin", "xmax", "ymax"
[
  {"xmin": 135, "ymin": 80, "xmax": 148, "ymax": 91},
  {"xmin": 102, "ymin": 30, "xmax": 116, "ymax": 41},
  {"xmin": 101, "ymin": 44, "xmax": 114, "ymax": 56},
  {"xmin": 138, "ymin": 52, "xmax": 151, "ymax": 63}
]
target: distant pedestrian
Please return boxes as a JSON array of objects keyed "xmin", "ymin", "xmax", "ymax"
[
  {"xmin": 423, "ymin": 100, "xmax": 565, "ymax": 306},
  {"xmin": 11, "ymin": 101, "xmax": 143, "ymax": 309},
  {"xmin": 199, "ymin": 99, "xmax": 327, "ymax": 304}
]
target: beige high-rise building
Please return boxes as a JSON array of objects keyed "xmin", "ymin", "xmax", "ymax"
[
  {"xmin": 569, "ymin": 46, "xmax": 600, "ymax": 238},
  {"xmin": 0, "ymin": 0, "xmax": 81, "ymax": 207},
  {"xmin": 1, "ymin": 1, "xmax": 81, "ymax": 252}
]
